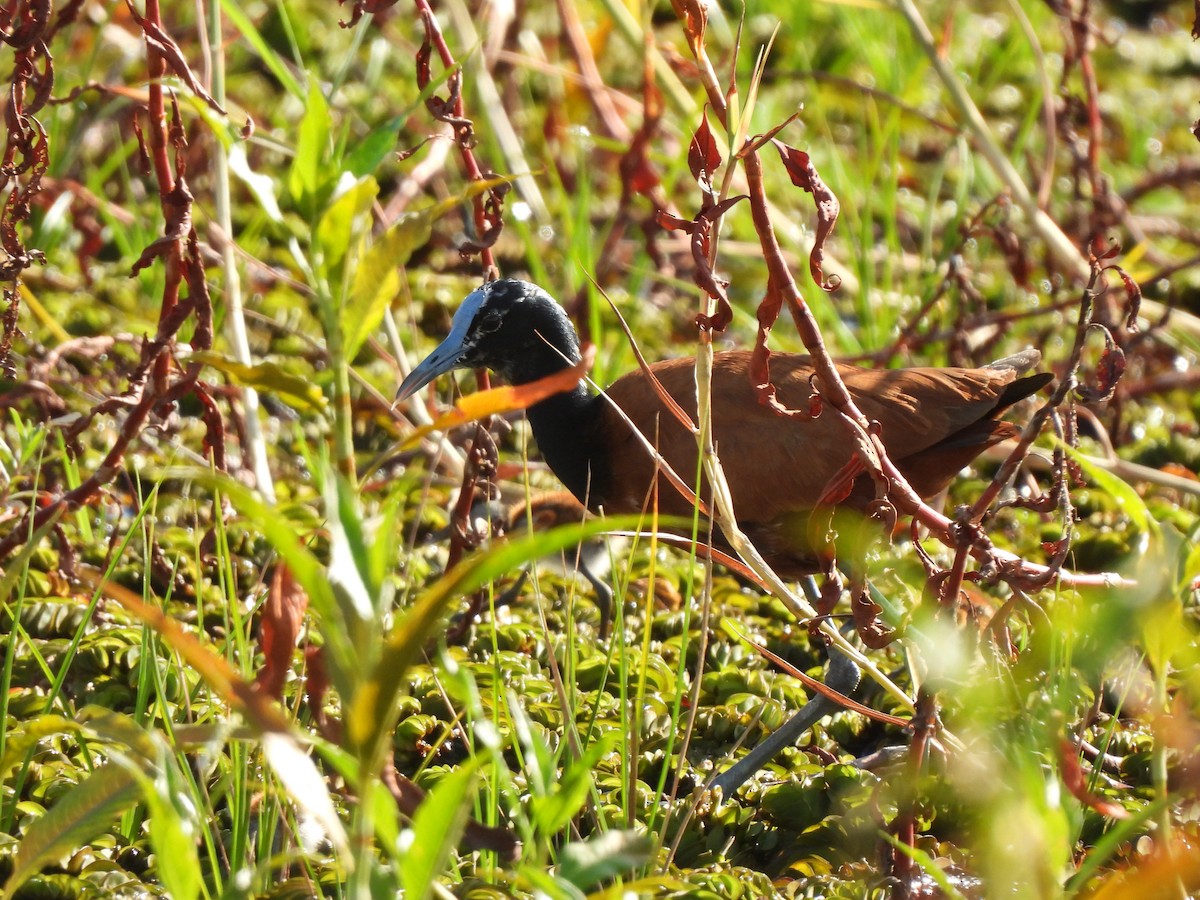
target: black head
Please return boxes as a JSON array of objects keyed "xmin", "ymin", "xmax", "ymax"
[{"xmin": 396, "ymin": 279, "xmax": 582, "ymax": 398}]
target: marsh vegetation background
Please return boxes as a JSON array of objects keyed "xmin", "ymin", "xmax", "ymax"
[{"xmin": 1, "ymin": 0, "xmax": 1200, "ymax": 897}]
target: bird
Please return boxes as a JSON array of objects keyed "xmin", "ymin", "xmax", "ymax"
[{"xmin": 396, "ymin": 279, "xmax": 1053, "ymax": 576}]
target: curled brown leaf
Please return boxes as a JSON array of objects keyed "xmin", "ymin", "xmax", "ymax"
[{"xmin": 772, "ymin": 140, "xmax": 841, "ymax": 291}]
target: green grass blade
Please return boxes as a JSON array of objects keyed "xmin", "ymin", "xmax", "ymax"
[
  {"xmin": 400, "ymin": 757, "xmax": 482, "ymax": 900},
  {"xmin": 218, "ymin": 0, "xmax": 304, "ymax": 99}
]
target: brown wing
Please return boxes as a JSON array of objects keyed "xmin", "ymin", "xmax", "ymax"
[{"xmin": 596, "ymin": 351, "xmax": 1033, "ymax": 521}]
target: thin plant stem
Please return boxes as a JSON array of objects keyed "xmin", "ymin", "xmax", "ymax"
[{"xmin": 206, "ymin": 0, "xmax": 276, "ymax": 503}]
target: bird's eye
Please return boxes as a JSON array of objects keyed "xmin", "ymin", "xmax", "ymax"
[{"xmin": 477, "ymin": 312, "xmax": 503, "ymax": 334}]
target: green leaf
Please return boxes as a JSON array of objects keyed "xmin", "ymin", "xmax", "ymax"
[
  {"xmin": 400, "ymin": 758, "xmax": 482, "ymax": 900},
  {"xmin": 367, "ymin": 495, "xmax": 403, "ymax": 606},
  {"xmin": 530, "ymin": 734, "xmax": 616, "ymax": 837},
  {"xmin": 289, "ymin": 82, "xmax": 331, "ymax": 212},
  {"xmin": 557, "ymin": 829, "xmax": 656, "ymax": 891},
  {"xmin": 76, "ymin": 706, "xmax": 159, "ymax": 755},
  {"xmin": 219, "ymin": 0, "xmax": 304, "ymax": 99},
  {"xmin": 345, "ymin": 116, "xmax": 406, "ymax": 178},
  {"xmin": 137, "ymin": 750, "xmax": 202, "ymax": 900},
  {"xmin": 1061, "ymin": 443, "xmax": 1157, "ymax": 539},
  {"xmin": 343, "ymin": 249, "xmax": 400, "ymax": 362},
  {"xmin": 325, "ymin": 471, "xmax": 377, "ymax": 626},
  {"xmin": 4, "ymin": 764, "xmax": 140, "ymax": 898},
  {"xmin": 369, "ymin": 779, "xmax": 403, "ymax": 858},
  {"xmin": 189, "ymin": 351, "xmax": 326, "ymax": 411},
  {"xmin": 0, "ymin": 715, "xmax": 83, "ymax": 782},
  {"xmin": 342, "ymin": 172, "xmax": 517, "ymax": 361},
  {"xmin": 2, "ymin": 712, "xmax": 204, "ymax": 899},
  {"xmin": 315, "ymin": 175, "xmax": 379, "ymax": 274},
  {"xmin": 1140, "ymin": 584, "xmax": 1188, "ymax": 675}
]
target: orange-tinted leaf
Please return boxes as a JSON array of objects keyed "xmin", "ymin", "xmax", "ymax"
[
  {"xmin": 403, "ymin": 348, "xmax": 594, "ymax": 447},
  {"xmin": 1059, "ymin": 740, "xmax": 1129, "ymax": 819},
  {"xmin": 1162, "ymin": 463, "xmax": 1198, "ymax": 482},
  {"xmin": 255, "ymin": 565, "xmax": 309, "ymax": 701},
  {"xmin": 77, "ymin": 566, "xmax": 291, "ymax": 734},
  {"xmin": 671, "ymin": 0, "xmax": 708, "ymax": 55}
]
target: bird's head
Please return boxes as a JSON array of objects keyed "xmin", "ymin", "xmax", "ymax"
[{"xmin": 396, "ymin": 279, "xmax": 581, "ymax": 400}]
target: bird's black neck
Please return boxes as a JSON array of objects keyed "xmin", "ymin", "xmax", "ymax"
[
  {"xmin": 525, "ymin": 386, "xmax": 607, "ymax": 506},
  {"xmin": 500, "ymin": 299, "xmax": 608, "ymax": 508}
]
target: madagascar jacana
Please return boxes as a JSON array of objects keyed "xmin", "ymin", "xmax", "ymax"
[{"xmin": 397, "ymin": 280, "xmax": 1052, "ymax": 573}]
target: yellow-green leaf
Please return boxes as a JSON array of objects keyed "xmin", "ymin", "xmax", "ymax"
[
  {"xmin": 343, "ymin": 173, "xmax": 519, "ymax": 360},
  {"xmin": 401, "ymin": 350, "xmax": 592, "ymax": 448},
  {"xmin": 190, "ymin": 351, "xmax": 326, "ymax": 411},
  {"xmin": 289, "ymin": 82, "xmax": 331, "ymax": 209},
  {"xmin": 317, "ymin": 175, "xmax": 379, "ymax": 273},
  {"xmin": 4, "ymin": 764, "xmax": 140, "ymax": 898},
  {"xmin": 1061, "ymin": 442, "xmax": 1157, "ymax": 539}
]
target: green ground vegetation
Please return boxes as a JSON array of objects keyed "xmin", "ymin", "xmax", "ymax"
[{"xmin": 2, "ymin": 0, "xmax": 1200, "ymax": 897}]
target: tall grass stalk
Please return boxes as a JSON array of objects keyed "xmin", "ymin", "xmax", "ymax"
[{"xmin": 206, "ymin": 1, "xmax": 276, "ymax": 503}]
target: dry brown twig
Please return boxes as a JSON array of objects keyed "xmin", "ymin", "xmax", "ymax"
[
  {"xmin": 662, "ymin": 0, "xmax": 1127, "ymax": 611},
  {"xmin": 0, "ymin": 2, "xmax": 220, "ymax": 563}
]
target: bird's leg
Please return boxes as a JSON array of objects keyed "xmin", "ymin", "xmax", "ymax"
[{"xmin": 708, "ymin": 646, "xmax": 863, "ymax": 799}]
